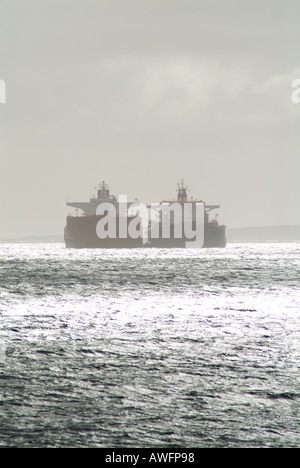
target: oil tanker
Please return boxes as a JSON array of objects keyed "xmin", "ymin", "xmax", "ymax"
[{"xmin": 64, "ymin": 181, "xmax": 226, "ymax": 248}]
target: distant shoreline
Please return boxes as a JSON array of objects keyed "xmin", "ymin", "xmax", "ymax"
[
  {"xmin": 0, "ymin": 235, "xmax": 64, "ymax": 244},
  {"xmin": 0, "ymin": 225, "xmax": 300, "ymax": 244},
  {"xmin": 227, "ymin": 225, "xmax": 300, "ymax": 243}
]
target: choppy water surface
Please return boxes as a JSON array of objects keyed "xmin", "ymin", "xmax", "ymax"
[{"xmin": 0, "ymin": 243, "xmax": 299, "ymax": 448}]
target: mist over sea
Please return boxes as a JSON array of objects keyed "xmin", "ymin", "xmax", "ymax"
[{"xmin": 0, "ymin": 243, "xmax": 299, "ymax": 448}]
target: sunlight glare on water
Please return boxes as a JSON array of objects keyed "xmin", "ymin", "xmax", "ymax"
[{"xmin": 0, "ymin": 243, "xmax": 300, "ymax": 447}]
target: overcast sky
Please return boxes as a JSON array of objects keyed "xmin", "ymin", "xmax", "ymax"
[{"xmin": 0, "ymin": 0, "xmax": 299, "ymax": 237}]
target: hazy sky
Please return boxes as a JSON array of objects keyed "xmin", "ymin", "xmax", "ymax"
[{"xmin": 0, "ymin": 0, "xmax": 299, "ymax": 237}]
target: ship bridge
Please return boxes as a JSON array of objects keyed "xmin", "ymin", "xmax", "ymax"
[
  {"xmin": 161, "ymin": 180, "xmax": 221, "ymax": 212},
  {"xmin": 66, "ymin": 181, "xmax": 117, "ymax": 216}
]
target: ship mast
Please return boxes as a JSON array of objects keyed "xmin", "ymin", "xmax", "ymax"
[{"xmin": 177, "ymin": 179, "xmax": 188, "ymax": 202}]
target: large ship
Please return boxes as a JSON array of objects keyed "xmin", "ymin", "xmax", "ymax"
[{"xmin": 64, "ymin": 181, "xmax": 226, "ymax": 248}]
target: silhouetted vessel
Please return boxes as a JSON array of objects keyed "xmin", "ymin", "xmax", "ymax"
[{"xmin": 64, "ymin": 181, "xmax": 226, "ymax": 248}]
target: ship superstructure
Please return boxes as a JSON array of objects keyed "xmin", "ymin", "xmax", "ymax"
[{"xmin": 66, "ymin": 181, "xmax": 117, "ymax": 216}]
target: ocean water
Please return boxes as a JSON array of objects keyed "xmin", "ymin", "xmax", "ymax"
[{"xmin": 0, "ymin": 242, "xmax": 299, "ymax": 448}]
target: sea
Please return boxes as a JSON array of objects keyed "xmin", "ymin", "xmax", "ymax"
[{"xmin": 0, "ymin": 242, "xmax": 299, "ymax": 448}]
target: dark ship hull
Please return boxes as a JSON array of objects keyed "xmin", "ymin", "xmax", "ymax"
[
  {"xmin": 64, "ymin": 215, "xmax": 143, "ymax": 249},
  {"xmin": 64, "ymin": 181, "xmax": 227, "ymax": 249},
  {"xmin": 148, "ymin": 223, "xmax": 226, "ymax": 248},
  {"xmin": 64, "ymin": 217, "xmax": 226, "ymax": 248}
]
